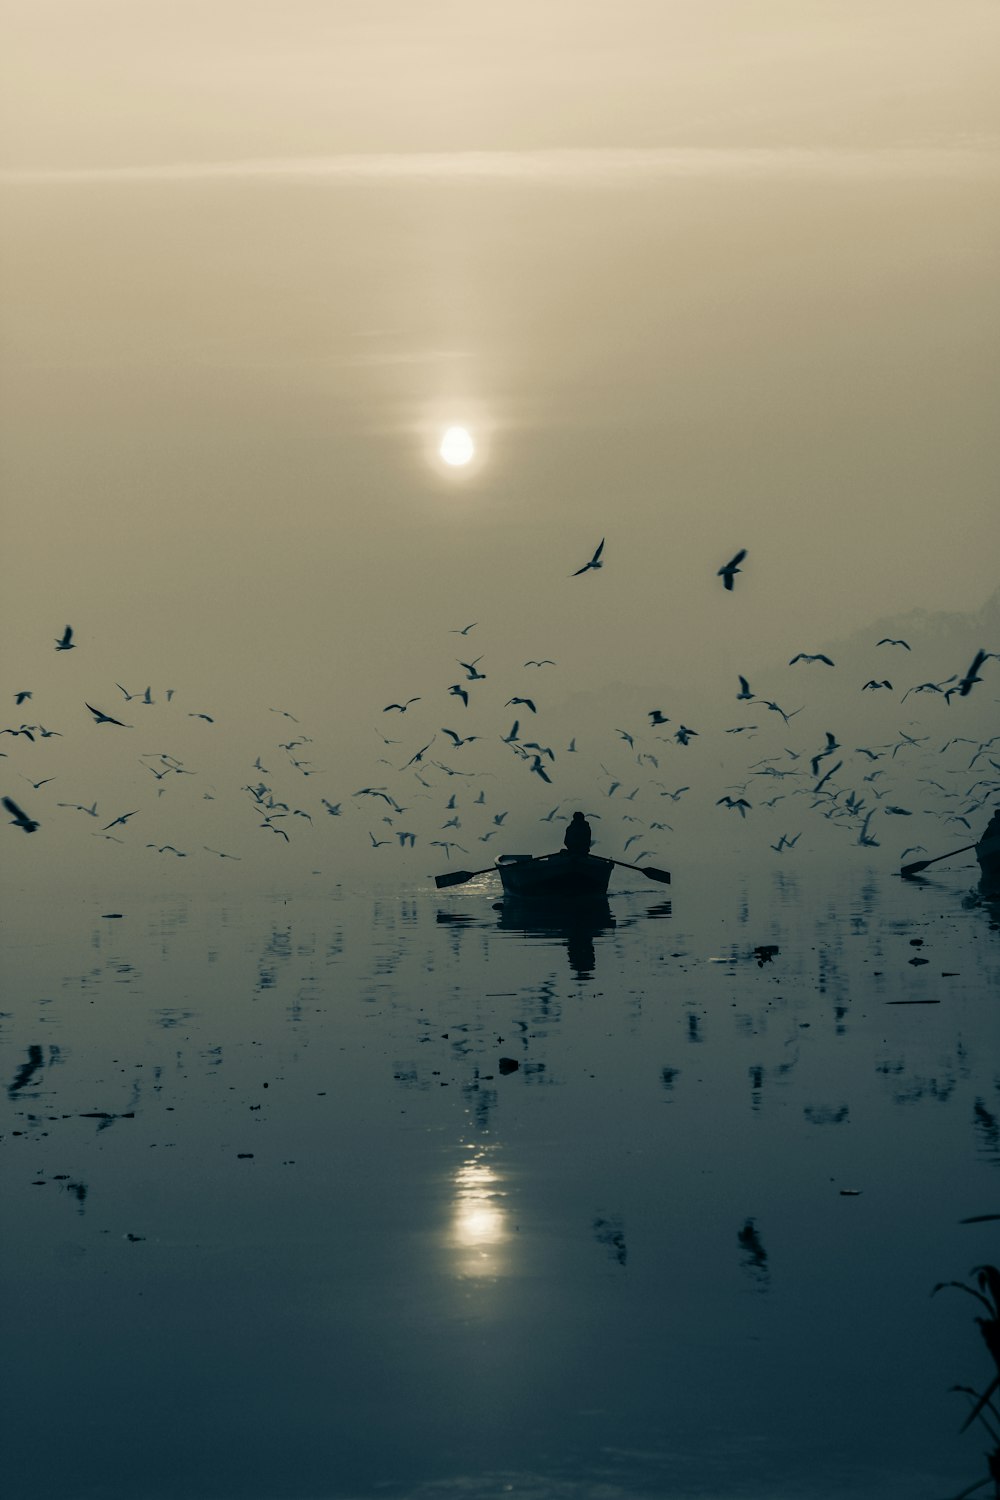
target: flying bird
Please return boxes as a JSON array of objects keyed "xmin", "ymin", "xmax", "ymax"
[
  {"xmin": 736, "ymin": 676, "xmax": 754, "ymax": 700},
  {"xmin": 55, "ymin": 625, "xmax": 76, "ymax": 651},
  {"xmin": 14, "ymin": 691, "xmax": 32, "ymax": 705},
  {"xmin": 400, "ymin": 740, "xmax": 435, "ymax": 770},
  {"xmin": 449, "ymin": 622, "xmax": 477, "ymax": 635},
  {"xmin": 717, "ymin": 549, "xmax": 747, "ymax": 591},
  {"xmin": 571, "ymin": 539, "xmax": 605, "ymax": 576},
  {"xmin": 447, "ymin": 684, "xmax": 469, "ymax": 707},
  {"xmin": 674, "ymin": 726, "xmax": 698, "ymax": 745},
  {"xmin": 430, "ymin": 840, "xmax": 468, "ymax": 859},
  {"xmin": 3, "ymin": 795, "xmax": 39, "ymax": 833},
  {"xmin": 102, "ymin": 810, "xmax": 138, "ymax": 830},
  {"xmin": 524, "ymin": 660, "xmax": 556, "ymax": 668},
  {"xmin": 947, "ymin": 648, "xmax": 990, "ymax": 700},
  {"xmin": 648, "ymin": 710, "xmax": 669, "ymax": 726},
  {"xmin": 789, "ymin": 653, "xmax": 835, "ymax": 667},
  {"xmin": 762, "ymin": 700, "xmax": 801, "ymax": 725},
  {"xmin": 383, "ymin": 698, "xmax": 420, "ymax": 712},
  {"xmin": 457, "ymin": 657, "xmax": 486, "ymax": 680},
  {"xmin": 862, "ymin": 680, "xmax": 892, "ymax": 691},
  {"xmin": 85, "ymin": 703, "xmax": 131, "ymax": 727},
  {"xmin": 876, "ymin": 638, "xmax": 910, "ymax": 650},
  {"xmin": 810, "ymin": 733, "xmax": 840, "ymax": 777},
  {"xmin": 506, "ymin": 697, "xmax": 537, "ymax": 712},
  {"xmin": 716, "ymin": 796, "xmax": 751, "ymax": 817}
]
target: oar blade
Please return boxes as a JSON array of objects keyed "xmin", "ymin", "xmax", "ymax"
[
  {"xmin": 641, "ymin": 865, "xmax": 671, "ymax": 884},
  {"xmin": 899, "ymin": 843, "xmax": 977, "ymax": 879},
  {"xmin": 434, "ymin": 865, "xmax": 495, "ymax": 890},
  {"xmin": 434, "ymin": 869, "xmax": 476, "ymax": 890}
]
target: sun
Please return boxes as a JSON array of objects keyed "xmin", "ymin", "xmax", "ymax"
[{"xmin": 439, "ymin": 426, "xmax": 475, "ymax": 467}]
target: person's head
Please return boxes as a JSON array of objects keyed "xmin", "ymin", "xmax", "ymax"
[{"xmin": 571, "ymin": 811, "xmax": 584, "ymax": 821}]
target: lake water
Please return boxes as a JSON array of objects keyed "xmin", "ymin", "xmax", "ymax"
[{"xmin": 2, "ymin": 860, "xmax": 998, "ymax": 1500}]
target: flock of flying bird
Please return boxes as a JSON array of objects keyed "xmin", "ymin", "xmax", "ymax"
[{"xmin": 3, "ymin": 549, "xmax": 999, "ymax": 870}]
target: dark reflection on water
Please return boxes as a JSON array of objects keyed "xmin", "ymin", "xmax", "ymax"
[
  {"xmin": 493, "ymin": 894, "xmax": 617, "ymax": 979},
  {"xmin": 1, "ymin": 864, "xmax": 999, "ymax": 1500}
]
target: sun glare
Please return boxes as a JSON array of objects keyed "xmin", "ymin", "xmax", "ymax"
[{"xmin": 439, "ymin": 426, "xmax": 475, "ymax": 467}]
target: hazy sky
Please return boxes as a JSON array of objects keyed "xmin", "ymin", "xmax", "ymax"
[{"xmin": 2, "ymin": 1, "xmax": 998, "ymax": 879}]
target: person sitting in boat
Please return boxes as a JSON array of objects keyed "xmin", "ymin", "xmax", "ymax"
[
  {"xmin": 977, "ymin": 807, "xmax": 1000, "ymax": 865},
  {"xmin": 563, "ymin": 810, "xmax": 592, "ymax": 856}
]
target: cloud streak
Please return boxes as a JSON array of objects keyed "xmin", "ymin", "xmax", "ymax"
[{"xmin": 3, "ymin": 142, "xmax": 999, "ymax": 188}]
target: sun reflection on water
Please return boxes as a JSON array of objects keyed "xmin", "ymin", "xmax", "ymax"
[{"xmin": 449, "ymin": 1151, "xmax": 509, "ymax": 1276}]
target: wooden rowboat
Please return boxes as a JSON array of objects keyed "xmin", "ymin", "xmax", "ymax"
[{"xmin": 496, "ymin": 852, "xmax": 615, "ymax": 899}]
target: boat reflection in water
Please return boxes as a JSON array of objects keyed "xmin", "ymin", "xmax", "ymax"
[{"xmin": 493, "ymin": 895, "xmax": 617, "ymax": 980}]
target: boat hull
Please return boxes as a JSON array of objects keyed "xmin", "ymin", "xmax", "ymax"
[
  {"xmin": 978, "ymin": 833, "xmax": 1000, "ymax": 892},
  {"xmin": 497, "ymin": 853, "xmax": 614, "ymax": 899}
]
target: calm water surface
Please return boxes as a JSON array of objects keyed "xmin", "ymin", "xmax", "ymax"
[{"xmin": 2, "ymin": 861, "xmax": 998, "ymax": 1500}]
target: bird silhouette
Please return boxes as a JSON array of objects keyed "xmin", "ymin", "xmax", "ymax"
[
  {"xmin": 457, "ymin": 657, "xmax": 486, "ymax": 680},
  {"xmin": 85, "ymin": 703, "xmax": 131, "ymax": 727},
  {"xmin": 789, "ymin": 653, "xmax": 835, "ymax": 666},
  {"xmin": 876, "ymin": 638, "xmax": 910, "ymax": 650},
  {"xmin": 717, "ymin": 549, "xmax": 747, "ymax": 590},
  {"xmin": 947, "ymin": 648, "xmax": 989, "ymax": 700},
  {"xmin": 809, "ymin": 733, "xmax": 840, "ymax": 777},
  {"xmin": 103, "ymin": 810, "xmax": 139, "ymax": 830},
  {"xmin": 430, "ymin": 839, "xmax": 468, "ymax": 858},
  {"xmin": 675, "ymin": 726, "xmax": 698, "ymax": 745},
  {"xmin": 449, "ymin": 622, "xmax": 477, "ymax": 635},
  {"xmin": 506, "ymin": 697, "xmax": 537, "ymax": 713},
  {"xmin": 716, "ymin": 796, "xmax": 751, "ymax": 817},
  {"xmin": 862, "ymin": 680, "xmax": 892, "ymax": 691},
  {"xmin": 447, "ymin": 684, "xmax": 469, "ymax": 707},
  {"xmin": 400, "ymin": 740, "xmax": 434, "ymax": 770},
  {"xmin": 524, "ymin": 659, "xmax": 556, "ymax": 667},
  {"xmin": 571, "ymin": 539, "xmax": 605, "ymax": 576},
  {"xmin": 762, "ymin": 700, "xmax": 801, "ymax": 725},
  {"xmin": 383, "ymin": 698, "xmax": 420, "ymax": 712},
  {"xmin": 736, "ymin": 676, "xmax": 754, "ymax": 700},
  {"xmin": 55, "ymin": 625, "xmax": 76, "ymax": 651},
  {"xmin": 3, "ymin": 796, "xmax": 39, "ymax": 832}
]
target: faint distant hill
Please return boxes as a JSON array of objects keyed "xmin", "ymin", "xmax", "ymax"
[{"xmin": 749, "ymin": 587, "xmax": 1000, "ymax": 685}]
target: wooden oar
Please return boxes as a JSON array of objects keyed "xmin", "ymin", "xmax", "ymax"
[
  {"xmin": 434, "ymin": 864, "xmax": 497, "ymax": 890},
  {"xmin": 609, "ymin": 857, "xmax": 671, "ymax": 885},
  {"xmin": 434, "ymin": 852, "xmax": 672, "ymax": 890},
  {"xmin": 900, "ymin": 843, "xmax": 977, "ymax": 878}
]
